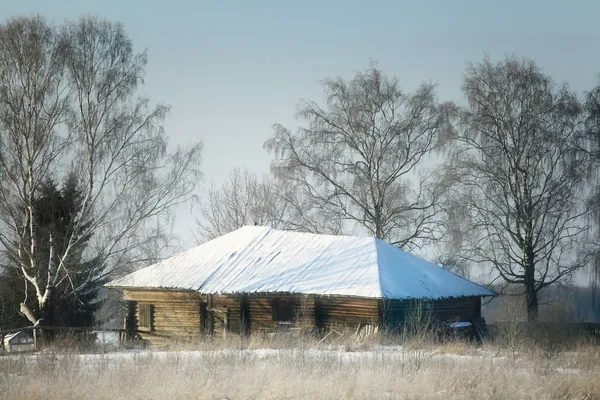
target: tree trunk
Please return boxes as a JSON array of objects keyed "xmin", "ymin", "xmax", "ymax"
[
  {"xmin": 38, "ymin": 301, "xmax": 54, "ymax": 341},
  {"xmin": 19, "ymin": 302, "xmax": 38, "ymax": 325},
  {"xmin": 524, "ymin": 264, "xmax": 538, "ymax": 321},
  {"xmin": 20, "ymin": 301, "xmax": 53, "ymax": 342},
  {"xmin": 525, "ymin": 285, "xmax": 538, "ymax": 321}
]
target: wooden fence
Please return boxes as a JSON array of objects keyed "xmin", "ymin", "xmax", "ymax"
[{"xmin": 0, "ymin": 326, "xmax": 145, "ymax": 352}]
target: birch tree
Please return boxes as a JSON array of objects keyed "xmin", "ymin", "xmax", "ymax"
[
  {"xmin": 450, "ymin": 56, "xmax": 589, "ymax": 321},
  {"xmin": 583, "ymin": 79, "xmax": 600, "ymax": 309},
  {"xmin": 196, "ymin": 167, "xmax": 341, "ymax": 242},
  {"xmin": 0, "ymin": 16, "xmax": 202, "ymax": 328},
  {"xmin": 265, "ymin": 64, "xmax": 453, "ymax": 249}
]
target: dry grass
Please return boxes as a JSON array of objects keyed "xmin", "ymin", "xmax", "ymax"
[{"xmin": 1, "ymin": 335, "xmax": 598, "ymax": 400}]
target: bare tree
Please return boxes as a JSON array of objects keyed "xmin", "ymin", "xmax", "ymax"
[
  {"xmin": 449, "ymin": 56, "xmax": 590, "ymax": 321},
  {"xmin": 434, "ymin": 255, "xmax": 470, "ymax": 279},
  {"xmin": 275, "ymin": 179, "xmax": 345, "ymax": 236},
  {"xmin": 196, "ymin": 167, "xmax": 291, "ymax": 242},
  {"xmin": 196, "ymin": 167, "xmax": 341, "ymax": 243},
  {"xmin": 583, "ymin": 78, "xmax": 600, "ymax": 309},
  {"xmin": 265, "ymin": 64, "xmax": 453, "ymax": 249},
  {"xmin": 0, "ymin": 16, "xmax": 202, "ymax": 328}
]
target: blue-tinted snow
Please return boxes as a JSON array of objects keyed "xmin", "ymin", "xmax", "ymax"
[{"xmin": 107, "ymin": 226, "xmax": 494, "ymax": 300}]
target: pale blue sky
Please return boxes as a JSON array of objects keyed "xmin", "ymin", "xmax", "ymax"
[{"xmin": 3, "ymin": 0, "xmax": 600, "ymax": 245}]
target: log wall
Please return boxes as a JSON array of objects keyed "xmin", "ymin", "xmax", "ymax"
[
  {"xmin": 315, "ymin": 296, "xmax": 380, "ymax": 329},
  {"xmin": 381, "ymin": 297, "xmax": 481, "ymax": 330},
  {"xmin": 122, "ymin": 291, "xmax": 321, "ymax": 340},
  {"xmin": 123, "ymin": 289, "xmax": 204, "ymax": 346},
  {"xmin": 246, "ymin": 294, "xmax": 316, "ymax": 332},
  {"xmin": 210, "ymin": 295, "xmax": 242, "ymax": 336},
  {"xmin": 122, "ymin": 289, "xmax": 483, "ymax": 344}
]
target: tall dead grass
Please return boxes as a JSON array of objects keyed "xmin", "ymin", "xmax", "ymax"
[{"xmin": 0, "ymin": 336, "xmax": 598, "ymax": 400}]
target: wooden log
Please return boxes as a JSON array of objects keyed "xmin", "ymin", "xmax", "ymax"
[{"xmin": 123, "ymin": 290, "xmax": 204, "ymax": 302}]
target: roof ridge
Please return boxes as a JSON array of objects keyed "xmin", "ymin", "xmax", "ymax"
[{"xmin": 373, "ymin": 238, "xmax": 385, "ymax": 298}]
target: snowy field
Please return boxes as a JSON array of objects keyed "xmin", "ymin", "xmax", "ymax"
[{"xmin": 0, "ymin": 341, "xmax": 598, "ymax": 399}]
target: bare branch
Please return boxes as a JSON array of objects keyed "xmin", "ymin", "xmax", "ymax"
[
  {"xmin": 446, "ymin": 56, "xmax": 589, "ymax": 321},
  {"xmin": 195, "ymin": 167, "xmax": 322, "ymax": 243},
  {"xmin": 265, "ymin": 63, "xmax": 452, "ymax": 249},
  {"xmin": 0, "ymin": 16, "xmax": 202, "ymax": 327}
]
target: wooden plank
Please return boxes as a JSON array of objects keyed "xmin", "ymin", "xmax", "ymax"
[
  {"xmin": 123, "ymin": 289, "xmax": 204, "ymax": 302},
  {"xmin": 316, "ymin": 296, "xmax": 379, "ymax": 329},
  {"xmin": 380, "ymin": 297, "xmax": 481, "ymax": 329}
]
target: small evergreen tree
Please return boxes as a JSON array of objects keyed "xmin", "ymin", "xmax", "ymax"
[{"xmin": 1, "ymin": 175, "xmax": 104, "ymax": 329}]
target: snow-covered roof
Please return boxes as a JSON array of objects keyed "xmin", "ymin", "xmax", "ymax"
[
  {"xmin": 3, "ymin": 332, "xmax": 21, "ymax": 342},
  {"xmin": 3, "ymin": 331, "xmax": 31, "ymax": 343},
  {"xmin": 108, "ymin": 226, "xmax": 494, "ymax": 300}
]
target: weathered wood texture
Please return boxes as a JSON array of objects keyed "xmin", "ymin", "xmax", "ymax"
[
  {"xmin": 380, "ymin": 297, "xmax": 481, "ymax": 330},
  {"xmin": 210, "ymin": 295, "xmax": 242, "ymax": 336},
  {"xmin": 246, "ymin": 294, "xmax": 316, "ymax": 332},
  {"xmin": 123, "ymin": 290, "xmax": 203, "ymax": 303},
  {"xmin": 315, "ymin": 296, "xmax": 380, "ymax": 329},
  {"xmin": 122, "ymin": 289, "xmax": 483, "ymax": 344},
  {"xmin": 124, "ymin": 290, "xmax": 204, "ymax": 345},
  {"xmin": 124, "ymin": 291, "xmax": 319, "ymax": 342}
]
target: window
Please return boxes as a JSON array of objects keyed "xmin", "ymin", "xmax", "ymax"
[
  {"xmin": 138, "ymin": 303, "xmax": 153, "ymax": 331},
  {"xmin": 271, "ymin": 298, "xmax": 294, "ymax": 322}
]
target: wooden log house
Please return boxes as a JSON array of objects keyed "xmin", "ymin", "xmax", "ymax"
[{"xmin": 108, "ymin": 226, "xmax": 494, "ymax": 345}]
